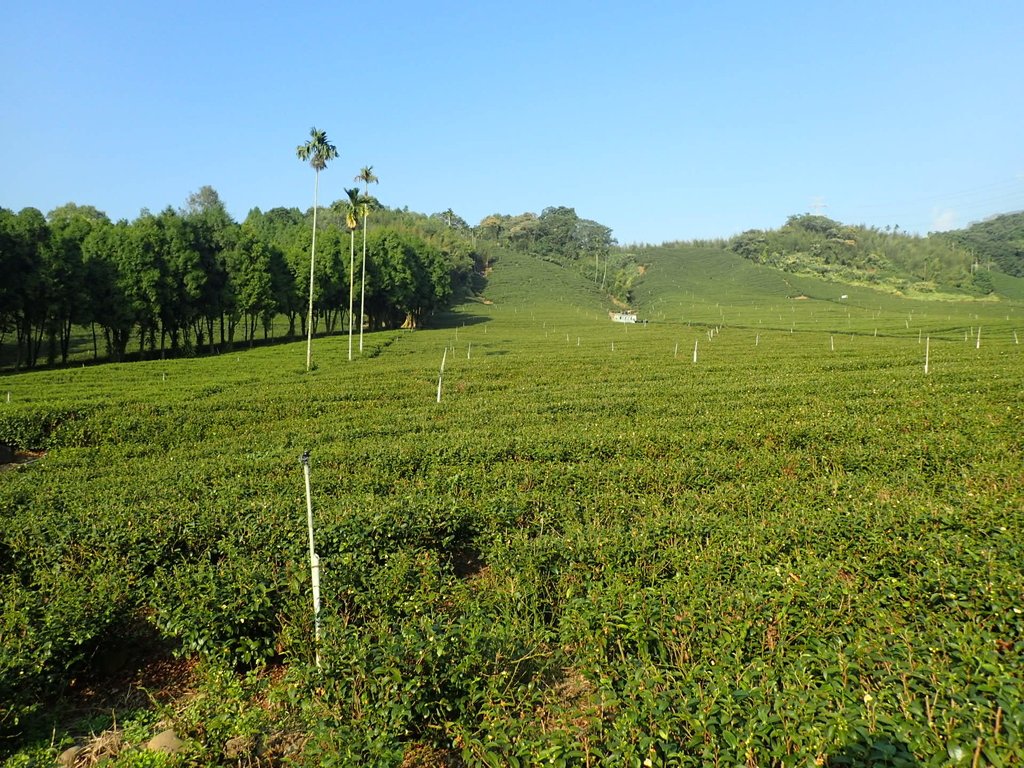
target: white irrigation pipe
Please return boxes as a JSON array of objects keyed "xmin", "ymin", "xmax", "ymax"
[
  {"xmin": 692, "ymin": 339, "xmax": 698, "ymax": 363},
  {"xmin": 301, "ymin": 451, "xmax": 321, "ymax": 668},
  {"xmin": 437, "ymin": 348, "xmax": 447, "ymax": 403}
]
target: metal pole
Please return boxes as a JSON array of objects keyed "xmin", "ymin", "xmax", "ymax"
[{"xmin": 301, "ymin": 451, "xmax": 321, "ymax": 667}]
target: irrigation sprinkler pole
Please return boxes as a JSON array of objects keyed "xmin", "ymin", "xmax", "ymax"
[
  {"xmin": 301, "ymin": 451, "xmax": 321, "ymax": 668},
  {"xmin": 924, "ymin": 337, "xmax": 930, "ymax": 374}
]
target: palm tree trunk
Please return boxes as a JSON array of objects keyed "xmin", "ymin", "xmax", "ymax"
[
  {"xmin": 348, "ymin": 229, "xmax": 355, "ymax": 361},
  {"xmin": 359, "ymin": 212, "xmax": 368, "ymax": 353},
  {"xmin": 306, "ymin": 170, "xmax": 319, "ymax": 371}
]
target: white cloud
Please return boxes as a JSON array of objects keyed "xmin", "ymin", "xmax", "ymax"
[{"xmin": 931, "ymin": 208, "xmax": 957, "ymax": 232}]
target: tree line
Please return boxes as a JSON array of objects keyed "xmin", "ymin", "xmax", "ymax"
[
  {"xmin": 937, "ymin": 211, "xmax": 1024, "ymax": 278},
  {"xmin": 0, "ymin": 188, "xmax": 486, "ymax": 369},
  {"xmin": 728, "ymin": 214, "xmax": 987, "ymax": 294}
]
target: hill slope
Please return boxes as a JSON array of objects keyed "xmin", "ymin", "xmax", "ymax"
[
  {"xmin": 725, "ymin": 214, "xmax": 983, "ymax": 297},
  {"xmin": 629, "ymin": 241, "xmax": 1024, "ymax": 338},
  {"xmin": 940, "ymin": 210, "xmax": 1024, "ymax": 277}
]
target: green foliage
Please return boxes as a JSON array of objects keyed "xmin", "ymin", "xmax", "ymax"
[
  {"xmin": 475, "ymin": 205, "xmax": 636, "ymax": 303},
  {"xmin": 2, "ymin": 193, "xmax": 486, "ymax": 370},
  {"xmin": 0, "ymin": 405, "xmax": 96, "ymax": 450},
  {"xmin": 1, "ymin": 245, "xmax": 1022, "ymax": 763},
  {"xmin": 728, "ymin": 214, "xmax": 981, "ymax": 295},
  {"xmin": 940, "ymin": 211, "xmax": 1024, "ymax": 277}
]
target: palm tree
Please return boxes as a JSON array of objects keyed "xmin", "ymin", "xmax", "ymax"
[
  {"xmin": 354, "ymin": 166, "xmax": 378, "ymax": 352},
  {"xmin": 344, "ymin": 187, "xmax": 361, "ymax": 361},
  {"xmin": 295, "ymin": 127, "xmax": 338, "ymax": 371}
]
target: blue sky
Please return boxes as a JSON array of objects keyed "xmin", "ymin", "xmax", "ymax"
[{"xmin": 3, "ymin": 1, "xmax": 1023, "ymax": 245}]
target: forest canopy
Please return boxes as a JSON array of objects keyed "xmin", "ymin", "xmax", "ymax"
[{"xmin": 0, "ymin": 189, "xmax": 626, "ymax": 370}]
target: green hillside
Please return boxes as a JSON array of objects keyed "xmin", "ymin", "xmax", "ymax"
[
  {"xmin": 724, "ymin": 214, "xmax": 988, "ymax": 298},
  {"xmin": 940, "ymin": 211, "xmax": 1024, "ymax": 277},
  {"xmin": 630, "ymin": 241, "xmax": 1023, "ymax": 341},
  {"xmin": 1, "ymin": 244, "xmax": 1022, "ymax": 766}
]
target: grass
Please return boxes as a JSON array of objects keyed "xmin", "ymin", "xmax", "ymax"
[{"xmin": 1, "ymin": 247, "xmax": 1022, "ymax": 766}]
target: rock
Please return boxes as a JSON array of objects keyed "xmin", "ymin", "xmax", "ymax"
[
  {"xmin": 224, "ymin": 734, "xmax": 255, "ymax": 760},
  {"xmin": 146, "ymin": 729, "xmax": 184, "ymax": 754},
  {"xmin": 57, "ymin": 745, "xmax": 83, "ymax": 767}
]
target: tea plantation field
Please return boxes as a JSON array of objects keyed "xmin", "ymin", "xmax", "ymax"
[{"xmin": 2, "ymin": 248, "xmax": 1022, "ymax": 766}]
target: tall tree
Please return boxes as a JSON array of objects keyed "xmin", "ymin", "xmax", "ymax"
[
  {"xmin": 355, "ymin": 165, "xmax": 378, "ymax": 352},
  {"xmin": 344, "ymin": 187, "xmax": 361, "ymax": 361},
  {"xmin": 295, "ymin": 127, "xmax": 338, "ymax": 371},
  {"xmin": 81, "ymin": 220, "xmax": 135, "ymax": 361},
  {"xmin": 46, "ymin": 204, "xmax": 107, "ymax": 363},
  {"xmin": 182, "ymin": 187, "xmax": 236, "ymax": 352}
]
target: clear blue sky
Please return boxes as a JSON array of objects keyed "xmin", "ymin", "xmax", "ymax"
[{"xmin": 3, "ymin": 1, "xmax": 1023, "ymax": 245}]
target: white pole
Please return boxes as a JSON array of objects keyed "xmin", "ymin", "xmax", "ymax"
[
  {"xmin": 693, "ymin": 339, "xmax": 698, "ymax": 363},
  {"xmin": 830, "ymin": 335, "xmax": 834, "ymax": 352},
  {"xmin": 976, "ymin": 326, "xmax": 982, "ymax": 349},
  {"xmin": 924, "ymin": 336, "xmax": 930, "ymax": 374},
  {"xmin": 674, "ymin": 342, "xmax": 678, "ymax": 359},
  {"xmin": 301, "ymin": 451, "xmax": 321, "ymax": 668},
  {"xmin": 467, "ymin": 343, "xmax": 472, "ymax": 360},
  {"xmin": 437, "ymin": 349, "xmax": 447, "ymax": 403},
  {"xmin": 1015, "ymin": 331, "xmax": 1019, "ymax": 345},
  {"xmin": 755, "ymin": 334, "xmax": 759, "ymax": 347}
]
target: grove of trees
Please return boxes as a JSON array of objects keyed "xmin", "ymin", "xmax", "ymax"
[
  {"xmin": 938, "ymin": 211, "xmax": 1024, "ymax": 277},
  {"xmin": 0, "ymin": 188, "xmax": 487, "ymax": 370},
  {"xmin": 728, "ymin": 214, "xmax": 986, "ymax": 294}
]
